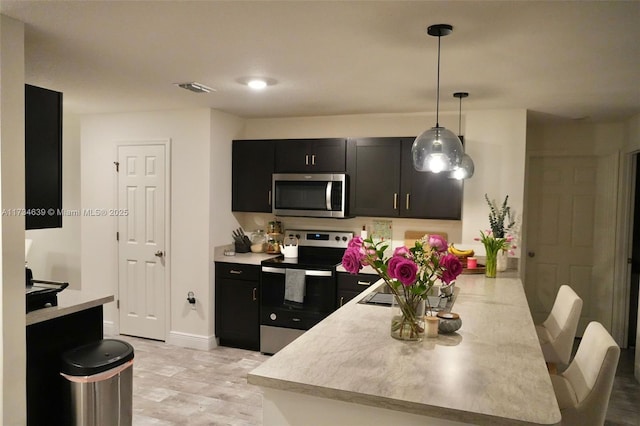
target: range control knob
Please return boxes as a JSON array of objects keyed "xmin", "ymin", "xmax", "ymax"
[
  {"xmin": 342, "ymin": 236, "xmax": 348, "ymax": 241},
  {"xmin": 335, "ymin": 236, "xmax": 340, "ymax": 241},
  {"xmin": 270, "ymin": 313, "xmax": 277, "ymax": 321}
]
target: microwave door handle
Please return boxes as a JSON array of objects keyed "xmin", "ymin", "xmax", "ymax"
[{"xmin": 326, "ymin": 181, "xmax": 332, "ymax": 210}]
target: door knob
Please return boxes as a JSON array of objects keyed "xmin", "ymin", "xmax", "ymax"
[
  {"xmin": 528, "ymin": 251, "xmax": 535, "ymax": 258},
  {"xmin": 155, "ymin": 250, "xmax": 164, "ymax": 257}
]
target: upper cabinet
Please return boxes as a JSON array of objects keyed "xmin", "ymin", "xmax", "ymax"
[
  {"xmin": 274, "ymin": 138, "xmax": 347, "ymax": 173},
  {"xmin": 347, "ymin": 137, "xmax": 462, "ymax": 219},
  {"xmin": 232, "ymin": 139, "xmax": 274, "ymax": 213},
  {"xmin": 25, "ymin": 84, "xmax": 63, "ymax": 230}
]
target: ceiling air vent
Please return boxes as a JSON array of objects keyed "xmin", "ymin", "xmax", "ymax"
[{"xmin": 175, "ymin": 82, "xmax": 215, "ymax": 93}]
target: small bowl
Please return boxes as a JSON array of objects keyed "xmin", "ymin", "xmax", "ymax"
[{"xmin": 437, "ymin": 312, "xmax": 462, "ymax": 334}]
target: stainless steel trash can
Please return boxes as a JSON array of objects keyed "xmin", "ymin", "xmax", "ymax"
[{"xmin": 61, "ymin": 339, "xmax": 134, "ymax": 426}]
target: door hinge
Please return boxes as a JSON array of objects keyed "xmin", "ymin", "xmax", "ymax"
[
  {"xmin": 116, "ymin": 231, "xmax": 119, "ymax": 241},
  {"xmin": 116, "ymin": 299, "xmax": 120, "ymax": 309},
  {"xmin": 114, "ymin": 161, "xmax": 119, "ymax": 172}
]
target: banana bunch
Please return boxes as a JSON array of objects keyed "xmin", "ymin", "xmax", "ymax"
[{"xmin": 448, "ymin": 244, "xmax": 474, "ymax": 258}]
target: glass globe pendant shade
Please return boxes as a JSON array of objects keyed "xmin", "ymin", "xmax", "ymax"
[
  {"xmin": 450, "ymin": 153, "xmax": 475, "ymax": 179},
  {"xmin": 412, "ymin": 126, "xmax": 464, "ymax": 173}
]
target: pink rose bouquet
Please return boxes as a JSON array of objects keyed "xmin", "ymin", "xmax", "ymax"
[{"xmin": 341, "ymin": 234, "xmax": 462, "ymax": 339}]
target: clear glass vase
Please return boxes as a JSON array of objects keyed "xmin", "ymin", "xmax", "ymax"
[
  {"xmin": 390, "ymin": 294, "xmax": 425, "ymax": 341},
  {"xmin": 484, "ymin": 245, "xmax": 498, "ymax": 278}
]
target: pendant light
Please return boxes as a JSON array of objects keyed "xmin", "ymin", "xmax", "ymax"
[
  {"xmin": 450, "ymin": 92, "xmax": 475, "ymax": 180},
  {"xmin": 412, "ymin": 24, "xmax": 464, "ymax": 173}
]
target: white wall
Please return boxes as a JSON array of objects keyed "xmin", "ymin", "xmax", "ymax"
[
  {"xmin": 0, "ymin": 14, "xmax": 27, "ymax": 426},
  {"xmin": 238, "ymin": 109, "xmax": 527, "ymax": 254},
  {"xmin": 26, "ymin": 112, "xmax": 81, "ymax": 287},
  {"xmin": 81, "ymin": 108, "xmax": 224, "ymax": 347}
]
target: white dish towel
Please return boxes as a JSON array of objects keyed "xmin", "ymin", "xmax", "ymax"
[{"xmin": 284, "ymin": 268, "xmax": 306, "ymax": 304}]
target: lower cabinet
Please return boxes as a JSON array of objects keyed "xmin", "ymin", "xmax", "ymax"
[
  {"xmin": 337, "ymin": 272, "xmax": 379, "ymax": 308},
  {"xmin": 215, "ymin": 262, "xmax": 260, "ymax": 351}
]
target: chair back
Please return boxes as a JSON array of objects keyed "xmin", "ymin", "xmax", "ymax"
[
  {"xmin": 543, "ymin": 284, "xmax": 583, "ymax": 364},
  {"xmin": 561, "ymin": 321, "xmax": 620, "ymax": 425}
]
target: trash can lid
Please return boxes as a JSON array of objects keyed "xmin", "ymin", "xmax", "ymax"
[{"xmin": 61, "ymin": 339, "xmax": 134, "ymax": 376}]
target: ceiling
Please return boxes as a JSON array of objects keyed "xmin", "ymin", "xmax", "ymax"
[{"xmin": 1, "ymin": 1, "xmax": 639, "ymax": 123}]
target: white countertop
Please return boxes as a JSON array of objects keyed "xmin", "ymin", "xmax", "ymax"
[
  {"xmin": 26, "ymin": 290, "xmax": 114, "ymax": 326},
  {"xmin": 248, "ymin": 274, "xmax": 560, "ymax": 425},
  {"xmin": 213, "ymin": 244, "xmax": 280, "ymax": 265}
]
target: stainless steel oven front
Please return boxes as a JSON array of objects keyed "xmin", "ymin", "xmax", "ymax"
[{"xmin": 260, "ymin": 266, "xmax": 337, "ymax": 354}]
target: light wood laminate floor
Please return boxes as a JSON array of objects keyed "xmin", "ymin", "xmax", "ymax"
[{"xmin": 120, "ymin": 335, "xmax": 638, "ymax": 425}]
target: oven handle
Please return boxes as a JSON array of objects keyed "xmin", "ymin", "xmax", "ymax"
[{"xmin": 261, "ymin": 266, "xmax": 333, "ymax": 277}]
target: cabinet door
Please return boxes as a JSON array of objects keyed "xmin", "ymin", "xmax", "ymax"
[
  {"xmin": 400, "ymin": 139, "xmax": 463, "ymax": 219},
  {"xmin": 215, "ymin": 263, "xmax": 260, "ymax": 351},
  {"xmin": 275, "ymin": 138, "xmax": 346, "ymax": 172},
  {"xmin": 309, "ymin": 139, "xmax": 346, "ymax": 172},
  {"xmin": 337, "ymin": 272, "xmax": 378, "ymax": 307},
  {"xmin": 347, "ymin": 137, "xmax": 402, "ymax": 217},
  {"xmin": 232, "ymin": 140, "xmax": 274, "ymax": 212}
]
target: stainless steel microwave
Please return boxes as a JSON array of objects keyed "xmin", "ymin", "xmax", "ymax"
[{"xmin": 272, "ymin": 173, "xmax": 348, "ymax": 218}]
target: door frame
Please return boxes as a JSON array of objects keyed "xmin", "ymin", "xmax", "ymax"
[
  {"xmin": 113, "ymin": 139, "xmax": 172, "ymax": 340},
  {"xmin": 613, "ymin": 150, "xmax": 638, "ymax": 348}
]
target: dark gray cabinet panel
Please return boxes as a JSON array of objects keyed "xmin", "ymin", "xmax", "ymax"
[
  {"xmin": 215, "ymin": 263, "xmax": 260, "ymax": 351},
  {"xmin": 274, "ymin": 138, "xmax": 346, "ymax": 172},
  {"xmin": 337, "ymin": 272, "xmax": 378, "ymax": 307},
  {"xmin": 347, "ymin": 137, "xmax": 402, "ymax": 217},
  {"xmin": 232, "ymin": 139, "xmax": 274, "ymax": 212},
  {"xmin": 25, "ymin": 84, "xmax": 63, "ymax": 229},
  {"xmin": 347, "ymin": 137, "xmax": 463, "ymax": 219}
]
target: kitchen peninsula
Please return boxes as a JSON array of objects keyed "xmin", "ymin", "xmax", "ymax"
[
  {"xmin": 248, "ymin": 274, "xmax": 561, "ymax": 425},
  {"xmin": 26, "ymin": 291, "xmax": 114, "ymax": 425}
]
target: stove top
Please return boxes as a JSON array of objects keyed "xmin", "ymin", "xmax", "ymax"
[{"xmin": 261, "ymin": 229, "xmax": 353, "ymax": 270}]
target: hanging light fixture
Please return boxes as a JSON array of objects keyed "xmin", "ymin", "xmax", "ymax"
[
  {"xmin": 450, "ymin": 92, "xmax": 475, "ymax": 180},
  {"xmin": 412, "ymin": 24, "xmax": 464, "ymax": 173}
]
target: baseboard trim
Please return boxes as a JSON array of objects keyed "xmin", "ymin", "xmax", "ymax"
[{"xmin": 167, "ymin": 330, "xmax": 218, "ymax": 351}]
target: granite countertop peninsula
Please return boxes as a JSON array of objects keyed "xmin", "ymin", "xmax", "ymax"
[{"xmin": 248, "ymin": 274, "xmax": 560, "ymax": 425}]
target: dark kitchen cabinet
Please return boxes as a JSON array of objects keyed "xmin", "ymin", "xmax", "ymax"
[
  {"xmin": 215, "ymin": 262, "xmax": 260, "ymax": 351},
  {"xmin": 347, "ymin": 137, "xmax": 462, "ymax": 219},
  {"xmin": 337, "ymin": 272, "xmax": 378, "ymax": 308},
  {"xmin": 274, "ymin": 138, "xmax": 347, "ymax": 172},
  {"xmin": 232, "ymin": 139, "xmax": 274, "ymax": 212},
  {"xmin": 25, "ymin": 84, "xmax": 63, "ymax": 230}
]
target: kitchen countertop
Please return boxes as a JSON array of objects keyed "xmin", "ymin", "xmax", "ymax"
[
  {"xmin": 248, "ymin": 274, "xmax": 560, "ymax": 425},
  {"xmin": 213, "ymin": 244, "xmax": 280, "ymax": 265},
  {"xmin": 26, "ymin": 290, "xmax": 114, "ymax": 326}
]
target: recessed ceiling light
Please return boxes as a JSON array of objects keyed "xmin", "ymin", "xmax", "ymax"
[
  {"xmin": 175, "ymin": 82, "xmax": 215, "ymax": 93},
  {"xmin": 247, "ymin": 79, "xmax": 268, "ymax": 90}
]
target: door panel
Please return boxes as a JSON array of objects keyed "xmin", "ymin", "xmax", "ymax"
[
  {"xmin": 118, "ymin": 144, "xmax": 167, "ymax": 340},
  {"xmin": 525, "ymin": 156, "xmax": 598, "ymax": 336}
]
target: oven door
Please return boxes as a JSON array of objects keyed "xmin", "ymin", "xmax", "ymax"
[{"xmin": 260, "ymin": 266, "xmax": 336, "ymax": 330}]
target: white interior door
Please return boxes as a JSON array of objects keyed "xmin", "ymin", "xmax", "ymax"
[
  {"xmin": 117, "ymin": 143, "xmax": 167, "ymax": 340},
  {"xmin": 525, "ymin": 155, "xmax": 599, "ymax": 336}
]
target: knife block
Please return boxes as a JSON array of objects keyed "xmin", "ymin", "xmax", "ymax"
[{"xmin": 234, "ymin": 241, "xmax": 250, "ymax": 253}]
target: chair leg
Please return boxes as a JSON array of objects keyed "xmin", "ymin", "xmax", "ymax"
[{"xmin": 546, "ymin": 362, "xmax": 558, "ymax": 375}]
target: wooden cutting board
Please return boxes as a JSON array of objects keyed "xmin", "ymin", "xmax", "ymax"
[{"xmin": 403, "ymin": 230, "xmax": 448, "ymax": 248}]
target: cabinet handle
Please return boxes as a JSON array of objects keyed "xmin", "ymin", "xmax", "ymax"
[
  {"xmin": 406, "ymin": 193, "xmax": 410, "ymax": 210},
  {"xmin": 339, "ymin": 296, "xmax": 344, "ymax": 307},
  {"xmin": 268, "ymin": 190, "xmax": 272, "ymax": 206},
  {"xmin": 357, "ymin": 280, "xmax": 371, "ymax": 286},
  {"xmin": 230, "ymin": 270, "xmax": 243, "ymax": 275},
  {"xmin": 305, "ymin": 154, "xmax": 309, "ymax": 165},
  {"xmin": 252, "ymin": 287, "xmax": 257, "ymax": 301},
  {"xmin": 311, "ymin": 154, "xmax": 316, "ymax": 165},
  {"xmin": 393, "ymin": 193, "xmax": 398, "ymax": 210}
]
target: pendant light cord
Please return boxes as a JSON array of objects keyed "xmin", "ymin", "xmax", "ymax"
[
  {"xmin": 458, "ymin": 95, "xmax": 462, "ymax": 135},
  {"xmin": 435, "ymin": 35, "xmax": 441, "ymax": 127}
]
